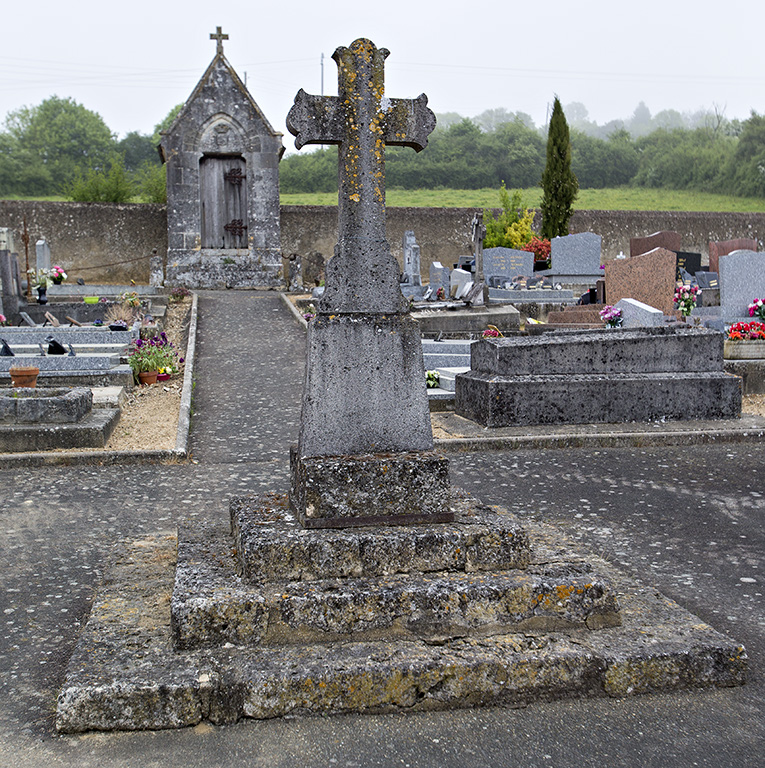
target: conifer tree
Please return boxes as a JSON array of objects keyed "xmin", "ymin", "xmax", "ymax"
[{"xmin": 540, "ymin": 97, "xmax": 579, "ymax": 238}]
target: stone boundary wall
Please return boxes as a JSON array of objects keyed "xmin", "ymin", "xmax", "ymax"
[
  {"xmin": 0, "ymin": 201, "xmax": 165, "ymax": 285},
  {"xmin": 1, "ymin": 200, "xmax": 764, "ymax": 284}
]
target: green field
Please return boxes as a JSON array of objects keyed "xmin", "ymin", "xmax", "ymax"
[{"xmin": 281, "ymin": 187, "xmax": 765, "ymax": 213}]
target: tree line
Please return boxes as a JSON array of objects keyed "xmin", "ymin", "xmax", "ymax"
[
  {"xmin": 281, "ymin": 110, "xmax": 765, "ymax": 198},
  {"xmin": 0, "ymin": 96, "xmax": 179, "ymax": 202},
  {"xmin": 1, "ymin": 96, "xmax": 765, "ymax": 201}
]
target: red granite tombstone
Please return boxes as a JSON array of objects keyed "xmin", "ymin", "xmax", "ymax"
[
  {"xmin": 605, "ymin": 247, "xmax": 677, "ymax": 315},
  {"xmin": 629, "ymin": 231, "xmax": 682, "ymax": 258},
  {"xmin": 708, "ymin": 238, "xmax": 758, "ymax": 273}
]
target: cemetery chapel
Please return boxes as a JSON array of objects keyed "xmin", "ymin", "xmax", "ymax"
[{"xmin": 159, "ymin": 28, "xmax": 284, "ymax": 290}]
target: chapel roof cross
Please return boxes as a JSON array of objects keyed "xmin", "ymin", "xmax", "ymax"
[{"xmin": 210, "ymin": 26, "xmax": 228, "ymax": 55}]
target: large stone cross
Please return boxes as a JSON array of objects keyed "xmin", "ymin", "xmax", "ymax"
[
  {"xmin": 287, "ymin": 40, "xmax": 449, "ymax": 529},
  {"xmin": 287, "ymin": 38, "xmax": 436, "ymax": 314}
]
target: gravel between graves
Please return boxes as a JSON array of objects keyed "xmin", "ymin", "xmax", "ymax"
[{"xmin": 104, "ymin": 298, "xmax": 191, "ymax": 452}]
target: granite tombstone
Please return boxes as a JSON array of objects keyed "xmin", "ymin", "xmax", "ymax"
[
  {"xmin": 719, "ymin": 249, "xmax": 765, "ymax": 323},
  {"xmin": 630, "ymin": 230, "xmax": 682, "ymax": 258}
]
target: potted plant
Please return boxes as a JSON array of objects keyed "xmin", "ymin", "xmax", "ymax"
[
  {"xmin": 127, "ymin": 332, "xmax": 183, "ymax": 385},
  {"xmin": 724, "ymin": 321, "xmax": 765, "ymax": 359}
]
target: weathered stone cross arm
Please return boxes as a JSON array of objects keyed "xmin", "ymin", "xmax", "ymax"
[{"xmin": 287, "ymin": 88, "xmax": 436, "ymax": 152}]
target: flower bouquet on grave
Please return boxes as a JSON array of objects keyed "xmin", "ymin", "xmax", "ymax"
[
  {"xmin": 481, "ymin": 325, "xmax": 503, "ymax": 338},
  {"xmin": 426, "ymin": 370, "xmax": 440, "ymax": 388},
  {"xmin": 51, "ymin": 265, "xmax": 67, "ymax": 284},
  {"xmin": 727, "ymin": 321, "xmax": 765, "ymax": 340},
  {"xmin": 673, "ymin": 282, "xmax": 699, "ymax": 317},
  {"xmin": 0, "ymin": 313, "xmax": 10, "ymax": 327},
  {"xmin": 27, "ymin": 267, "xmax": 51, "ymax": 289},
  {"xmin": 748, "ymin": 298, "xmax": 765, "ymax": 321},
  {"xmin": 599, "ymin": 305, "xmax": 622, "ymax": 328}
]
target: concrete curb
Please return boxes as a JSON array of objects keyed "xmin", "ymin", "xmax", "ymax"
[
  {"xmin": 279, "ymin": 290, "xmax": 309, "ymax": 328},
  {"xmin": 435, "ymin": 421, "xmax": 765, "ymax": 453},
  {"xmin": 0, "ymin": 294, "xmax": 198, "ymax": 468}
]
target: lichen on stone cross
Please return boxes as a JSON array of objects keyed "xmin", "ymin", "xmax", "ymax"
[{"xmin": 287, "ymin": 38, "xmax": 436, "ymax": 314}]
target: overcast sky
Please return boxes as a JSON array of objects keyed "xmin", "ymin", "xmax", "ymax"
[{"xmin": 2, "ymin": 0, "xmax": 763, "ymax": 152}]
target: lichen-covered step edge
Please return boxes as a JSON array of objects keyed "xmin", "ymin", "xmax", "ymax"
[
  {"xmin": 55, "ymin": 529, "xmax": 747, "ymax": 733},
  {"xmin": 231, "ymin": 492, "xmax": 531, "ymax": 582},
  {"xmin": 172, "ymin": 518, "xmax": 620, "ymax": 651}
]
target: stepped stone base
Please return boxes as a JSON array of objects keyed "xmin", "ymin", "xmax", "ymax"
[
  {"xmin": 0, "ymin": 406, "xmax": 120, "ymax": 452},
  {"xmin": 172, "ymin": 496, "xmax": 619, "ymax": 650},
  {"xmin": 56, "ymin": 511, "xmax": 747, "ymax": 733}
]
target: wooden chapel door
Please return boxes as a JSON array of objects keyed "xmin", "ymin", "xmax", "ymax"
[{"xmin": 199, "ymin": 156, "xmax": 248, "ymax": 248}]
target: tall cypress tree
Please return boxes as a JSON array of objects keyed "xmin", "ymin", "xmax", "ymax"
[{"xmin": 540, "ymin": 97, "xmax": 579, "ymax": 238}]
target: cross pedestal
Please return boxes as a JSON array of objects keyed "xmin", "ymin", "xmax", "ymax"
[{"xmin": 287, "ymin": 39, "xmax": 450, "ymax": 527}]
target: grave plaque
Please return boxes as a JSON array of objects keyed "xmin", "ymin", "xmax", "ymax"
[
  {"xmin": 483, "ymin": 247, "xmax": 534, "ymax": 282},
  {"xmin": 675, "ymin": 251, "xmax": 701, "ymax": 278},
  {"xmin": 428, "ymin": 261, "xmax": 450, "ymax": 298},
  {"xmin": 450, "ymin": 268, "xmax": 471, "ymax": 298},
  {"xmin": 696, "ymin": 271, "xmax": 719, "ymax": 290},
  {"xmin": 286, "ymin": 38, "xmax": 450, "ymax": 527}
]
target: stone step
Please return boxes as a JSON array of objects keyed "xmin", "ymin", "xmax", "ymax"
[
  {"xmin": 230, "ymin": 492, "xmax": 530, "ymax": 582},
  {"xmin": 55, "ymin": 524, "xmax": 747, "ymax": 732},
  {"xmin": 456, "ymin": 370, "xmax": 742, "ymax": 427},
  {"xmin": 421, "ymin": 339, "xmax": 475, "ymax": 355},
  {"xmin": 4, "ymin": 343, "xmax": 129, "ymax": 356},
  {"xmin": 423, "ymin": 352, "xmax": 472, "ymax": 368},
  {"xmin": 0, "ymin": 407, "xmax": 120, "ymax": 452},
  {"xmin": 431, "ymin": 367, "xmax": 469, "ymax": 392},
  {"xmin": 172, "ymin": 514, "xmax": 620, "ymax": 651}
]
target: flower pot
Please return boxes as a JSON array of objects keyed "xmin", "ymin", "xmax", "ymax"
[
  {"xmin": 52, "ymin": 277, "xmax": 63, "ymax": 285},
  {"xmin": 157, "ymin": 372, "xmax": 171, "ymax": 381},
  {"xmin": 137, "ymin": 370, "xmax": 158, "ymax": 386},
  {"xmin": 9, "ymin": 365, "xmax": 40, "ymax": 388},
  {"xmin": 36, "ymin": 286, "xmax": 48, "ymax": 304}
]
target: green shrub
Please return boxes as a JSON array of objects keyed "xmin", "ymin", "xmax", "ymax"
[{"xmin": 65, "ymin": 157, "xmax": 134, "ymax": 203}]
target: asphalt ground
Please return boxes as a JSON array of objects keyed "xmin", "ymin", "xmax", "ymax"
[{"xmin": 1, "ymin": 290, "xmax": 763, "ymax": 768}]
